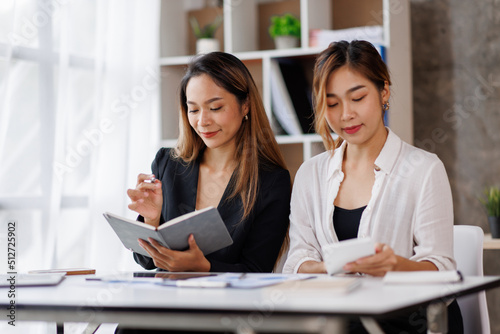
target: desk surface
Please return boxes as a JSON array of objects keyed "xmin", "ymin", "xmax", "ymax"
[
  {"xmin": 484, "ymin": 233, "xmax": 500, "ymax": 249},
  {"xmin": 2, "ymin": 274, "xmax": 500, "ymax": 332},
  {"xmin": 3, "ymin": 274, "xmax": 500, "ymax": 314}
]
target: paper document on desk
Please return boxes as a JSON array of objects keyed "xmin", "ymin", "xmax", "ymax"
[
  {"xmin": 0, "ymin": 273, "xmax": 65, "ymax": 287},
  {"xmin": 383, "ymin": 270, "xmax": 463, "ymax": 284},
  {"xmin": 86, "ymin": 272, "xmax": 218, "ymax": 285},
  {"xmin": 158, "ymin": 273, "xmax": 314, "ymax": 289},
  {"xmin": 267, "ymin": 276, "xmax": 361, "ymax": 296}
]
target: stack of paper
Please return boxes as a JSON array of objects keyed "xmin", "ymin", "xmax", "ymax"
[
  {"xmin": 267, "ymin": 276, "xmax": 361, "ymax": 295},
  {"xmin": 160, "ymin": 273, "xmax": 314, "ymax": 289},
  {"xmin": 383, "ymin": 271, "xmax": 463, "ymax": 284}
]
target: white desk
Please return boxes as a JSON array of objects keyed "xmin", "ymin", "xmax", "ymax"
[{"xmin": 2, "ymin": 274, "xmax": 500, "ymax": 334}]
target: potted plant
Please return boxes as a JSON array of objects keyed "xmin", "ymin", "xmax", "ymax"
[
  {"xmin": 189, "ymin": 15, "xmax": 223, "ymax": 54},
  {"xmin": 268, "ymin": 13, "xmax": 301, "ymax": 49},
  {"xmin": 480, "ymin": 186, "xmax": 500, "ymax": 238}
]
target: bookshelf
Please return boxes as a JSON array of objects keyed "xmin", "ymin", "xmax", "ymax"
[{"xmin": 158, "ymin": 0, "xmax": 413, "ymax": 181}]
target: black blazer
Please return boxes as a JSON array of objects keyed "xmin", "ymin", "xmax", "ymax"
[{"xmin": 133, "ymin": 148, "xmax": 291, "ymax": 273}]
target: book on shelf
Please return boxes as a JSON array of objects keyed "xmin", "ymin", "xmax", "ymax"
[
  {"xmin": 277, "ymin": 58, "xmax": 315, "ymax": 134},
  {"xmin": 270, "ymin": 59, "xmax": 303, "ymax": 136},
  {"xmin": 270, "ymin": 58, "xmax": 315, "ymax": 135},
  {"xmin": 103, "ymin": 206, "xmax": 233, "ymax": 257},
  {"xmin": 269, "ymin": 110, "xmax": 287, "ymax": 136}
]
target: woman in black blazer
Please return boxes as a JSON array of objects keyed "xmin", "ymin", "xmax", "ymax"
[{"xmin": 127, "ymin": 52, "xmax": 290, "ymax": 274}]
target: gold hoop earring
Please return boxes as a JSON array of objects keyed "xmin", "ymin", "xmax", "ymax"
[{"xmin": 382, "ymin": 102, "xmax": 390, "ymax": 112}]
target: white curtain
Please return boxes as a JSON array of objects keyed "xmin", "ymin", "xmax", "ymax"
[
  {"xmin": 1, "ymin": 2, "xmax": 160, "ymax": 333},
  {"xmin": 87, "ymin": 0, "xmax": 161, "ymax": 272},
  {"xmin": 0, "ymin": 0, "xmax": 160, "ymax": 278}
]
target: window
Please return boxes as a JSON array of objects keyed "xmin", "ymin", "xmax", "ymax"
[{"xmin": 0, "ymin": 0, "xmax": 160, "ymax": 273}]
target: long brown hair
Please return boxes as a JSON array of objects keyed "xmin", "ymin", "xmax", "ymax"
[
  {"xmin": 175, "ymin": 52, "xmax": 287, "ymax": 220},
  {"xmin": 313, "ymin": 40, "xmax": 392, "ymax": 151}
]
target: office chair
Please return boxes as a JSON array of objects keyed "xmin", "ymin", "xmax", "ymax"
[{"xmin": 453, "ymin": 225, "xmax": 490, "ymax": 334}]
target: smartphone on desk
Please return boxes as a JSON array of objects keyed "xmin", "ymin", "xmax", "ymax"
[
  {"xmin": 133, "ymin": 271, "xmax": 218, "ymax": 280},
  {"xmin": 86, "ymin": 272, "xmax": 218, "ymax": 283}
]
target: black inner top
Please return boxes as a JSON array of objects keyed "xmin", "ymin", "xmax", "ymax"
[{"xmin": 333, "ymin": 205, "xmax": 367, "ymax": 241}]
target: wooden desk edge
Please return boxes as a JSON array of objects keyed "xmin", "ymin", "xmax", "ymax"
[{"xmin": 483, "ymin": 233, "xmax": 500, "ymax": 250}]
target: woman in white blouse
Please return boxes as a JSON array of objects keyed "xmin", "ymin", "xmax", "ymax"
[{"xmin": 283, "ymin": 40, "xmax": 463, "ymax": 333}]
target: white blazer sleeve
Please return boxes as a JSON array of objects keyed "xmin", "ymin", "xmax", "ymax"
[
  {"xmin": 411, "ymin": 158, "xmax": 456, "ymax": 271},
  {"xmin": 283, "ymin": 163, "xmax": 324, "ymax": 274}
]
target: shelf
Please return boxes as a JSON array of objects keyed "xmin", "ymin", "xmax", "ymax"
[
  {"xmin": 160, "ymin": 0, "xmax": 386, "ymax": 57},
  {"xmin": 158, "ymin": 0, "xmax": 413, "ymax": 178},
  {"xmin": 160, "ymin": 139, "xmax": 178, "ymax": 149},
  {"xmin": 159, "ymin": 56, "xmax": 195, "ymax": 66},
  {"xmin": 159, "ymin": 47, "xmax": 330, "ymax": 66},
  {"xmin": 276, "ymin": 134, "xmax": 322, "ymax": 145},
  {"xmin": 160, "ymin": 134, "xmax": 326, "ymax": 149},
  {"xmin": 275, "ymin": 133, "xmax": 338, "ymax": 145}
]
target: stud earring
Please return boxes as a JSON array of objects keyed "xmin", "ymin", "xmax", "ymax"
[
  {"xmin": 382, "ymin": 102, "xmax": 390, "ymax": 112},
  {"xmin": 244, "ymin": 114, "xmax": 249, "ymax": 121}
]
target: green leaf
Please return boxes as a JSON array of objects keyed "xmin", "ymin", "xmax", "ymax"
[
  {"xmin": 189, "ymin": 17, "xmax": 202, "ymax": 38},
  {"xmin": 480, "ymin": 186, "xmax": 500, "ymax": 217},
  {"xmin": 189, "ymin": 15, "xmax": 223, "ymax": 39},
  {"xmin": 268, "ymin": 13, "xmax": 301, "ymax": 39}
]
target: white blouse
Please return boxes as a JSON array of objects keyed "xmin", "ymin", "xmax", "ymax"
[{"xmin": 283, "ymin": 128, "xmax": 456, "ymax": 274}]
